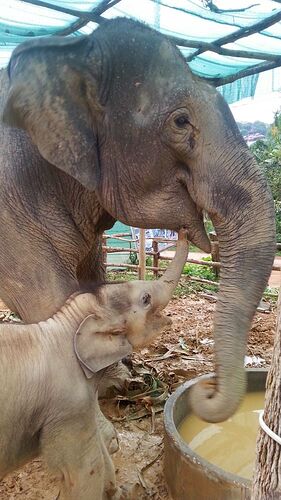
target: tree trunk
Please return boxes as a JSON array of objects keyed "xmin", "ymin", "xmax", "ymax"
[{"xmin": 252, "ymin": 289, "xmax": 281, "ymax": 499}]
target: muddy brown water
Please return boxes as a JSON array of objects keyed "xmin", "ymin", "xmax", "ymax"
[
  {"xmin": 164, "ymin": 371, "xmax": 268, "ymax": 499},
  {"xmin": 178, "ymin": 391, "xmax": 264, "ymax": 480}
]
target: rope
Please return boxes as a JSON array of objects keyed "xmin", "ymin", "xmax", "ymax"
[{"xmin": 259, "ymin": 410, "xmax": 281, "ymax": 446}]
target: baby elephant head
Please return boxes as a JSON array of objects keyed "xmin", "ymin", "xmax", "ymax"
[{"xmin": 75, "ymin": 229, "xmax": 188, "ymax": 378}]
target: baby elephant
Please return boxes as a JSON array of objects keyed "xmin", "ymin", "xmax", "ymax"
[{"xmin": 0, "ymin": 230, "xmax": 188, "ymax": 499}]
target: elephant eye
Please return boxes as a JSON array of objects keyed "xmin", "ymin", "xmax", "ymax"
[
  {"xmin": 141, "ymin": 292, "xmax": 151, "ymax": 308},
  {"xmin": 174, "ymin": 115, "xmax": 190, "ymax": 128}
]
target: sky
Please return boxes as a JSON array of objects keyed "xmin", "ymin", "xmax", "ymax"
[
  {"xmin": 231, "ymin": 92, "xmax": 281, "ymax": 123},
  {"xmin": 231, "ymin": 67, "xmax": 281, "ymax": 123}
]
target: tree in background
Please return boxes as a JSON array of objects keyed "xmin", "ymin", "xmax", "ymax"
[
  {"xmin": 238, "ymin": 120, "xmax": 268, "ymax": 138},
  {"xmin": 251, "ymin": 111, "xmax": 281, "ymax": 242}
]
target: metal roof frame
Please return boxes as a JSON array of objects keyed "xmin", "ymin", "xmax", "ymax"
[{"xmin": 3, "ymin": 0, "xmax": 281, "ymax": 87}]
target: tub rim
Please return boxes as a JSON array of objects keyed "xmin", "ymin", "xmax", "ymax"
[{"xmin": 163, "ymin": 368, "xmax": 268, "ymax": 487}]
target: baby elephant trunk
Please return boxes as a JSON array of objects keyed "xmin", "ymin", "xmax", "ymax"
[{"xmin": 153, "ymin": 229, "xmax": 189, "ymax": 309}]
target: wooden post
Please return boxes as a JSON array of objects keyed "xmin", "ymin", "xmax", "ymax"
[
  {"xmin": 102, "ymin": 234, "xmax": 107, "ymax": 267},
  {"xmin": 152, "ymin": 239, "xmax": 159, "ymax": 278},
  {"xmin": 209, "ymin": 231, "xmax": 220, "ymax": 278},
  {"xmin": 138, "ymin": 229, "xmax": 146, "ymax": 280}
]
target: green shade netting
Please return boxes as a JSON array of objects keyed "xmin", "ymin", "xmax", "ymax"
[{"xmin": 0, "ymin": 0, "xmax": 280, "ymax": 103}]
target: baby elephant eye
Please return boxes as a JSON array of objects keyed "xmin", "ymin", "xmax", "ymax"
[
  {"xmin": 174, "ymin": 115, "xmax": 190, "ymax": 128},
  {"xmin": 142, "ymin": 292, "xmax": 151, "ymax": 307}
]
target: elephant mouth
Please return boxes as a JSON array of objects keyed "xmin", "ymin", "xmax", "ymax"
[
  {"xmin": 176, "ymin": 171, "xmax": 211, "ymax": 254},
  {"xmin": 183, "ymin": 196, "xmax": 211, "ymax": 254},
  {"xmin": 183, "ymin": 211, "xmax": 211, "ymax": 254}
]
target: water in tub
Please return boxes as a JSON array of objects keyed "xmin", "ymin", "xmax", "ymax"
[{"xmin": 178, "ymin": 392, "xmax": 264, "ymax": 480}]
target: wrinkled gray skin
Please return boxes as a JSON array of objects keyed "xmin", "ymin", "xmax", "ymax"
[
  {"xmin": 0, "ymin": 235, "xmax": 187, "ymax": 499},
  {"xmin": 0, "ymin": 18, "xmax": 276, "ymax": 423}
]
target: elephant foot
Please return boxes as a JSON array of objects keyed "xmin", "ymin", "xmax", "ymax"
[
  {"xmin": 104, "ymin": 485, "xmax": 121, "ymax": 500},
  {"xmin": 105, "ymin": 423, "xmax": 119, "ymax": 455},
  {"xmin": 107, "ymin": 484, "xmax": 139, "ymax": 500},
  {"xmin": 97, "ymin": 361, "xmax": 131, "ymax": 455},
  {"xmin": 104, "ymin": 485, "xmax": 132, "ymax": 500}
]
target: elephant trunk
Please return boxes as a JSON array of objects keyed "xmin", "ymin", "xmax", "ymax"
[
  {"xmin": 190, "ymin": 151, "xmax": 276, "ymax": 423},
  {"xmin": 152, "ymin": 228, "xmax": 189, "ymax": 309}
]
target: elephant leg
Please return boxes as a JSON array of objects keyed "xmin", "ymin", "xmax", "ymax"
[
  {"xmin": 100, "ymin": 438, "xmax": 122, "ymax": 500},
  {"xmin": 41, "ymin": 416, "xmax": 118, "ymax": 500},
  {"xmin": 77, "ymin": 236, "xmax": 105, "ymax": 285},
  {"xmin": 97, "ymin": 404, "xmax": 119, "ymax": 455}
]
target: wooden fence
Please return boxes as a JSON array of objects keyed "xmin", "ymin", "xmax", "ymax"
[{"xmin": 103, "ymin": 231, "xmax": 281, "ymax": 294}]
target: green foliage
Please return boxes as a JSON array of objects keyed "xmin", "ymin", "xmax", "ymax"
[
  {"xmin": 128, "ymin": 253, "xmax": 152, "ymax": 266},
  {"xmin": 106, "ymin": 269, "xmax": 277, "ymax": 302},
  {"xmin": 251, "ymin": 111, "xmax": 281, "ymax": 242},
  {"xmin": 183, "ymin": 256, "xmax": 218, "ymax": 282},
  {"xmin": 204, "ymin": 217, "xmax": 214, "ymax": 234},
  {"xmin": 264, "ymin": 286, "xmax": 278, "ymax": 303},
  {"xmin": 174, "ymin": 280, "xmax": 218, "ymax": 297},
  {"xmin": 129, "ymin": 251, "xmax": 138, "ymax": 265},
  {"xmin": 146, "ymin": 256, "xmax": 152, "ymax": 266}
]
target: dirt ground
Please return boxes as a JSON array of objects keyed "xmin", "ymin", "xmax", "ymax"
[{"xmin": 0, "ymin": 290, "xmax": 277, "ymax": 499}]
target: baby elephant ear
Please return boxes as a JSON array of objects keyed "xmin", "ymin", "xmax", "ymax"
[{"xmin": 74, "ymin": 315, "xmax": 133, "ymax": 379}]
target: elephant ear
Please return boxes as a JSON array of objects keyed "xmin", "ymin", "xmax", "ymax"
[
  {"xmin": 3, "ymin": 36, "xmax": 102, "ymax": 190},
  {"xmin": 74, "ymin": 314, "xmax": 133, "ymax": 379}
]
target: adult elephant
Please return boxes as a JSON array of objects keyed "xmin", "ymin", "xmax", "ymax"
[{"xmin": 0, "ymin": 18, "xmax": 276, "ymax": 423}]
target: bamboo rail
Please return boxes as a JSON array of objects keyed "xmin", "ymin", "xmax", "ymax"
[
  {"xmin": 138, "ymin": 229, "xmax": 146, "ymax": 279},
  {"xmin": 103, "ymin": 234, "xmax": 135, "ymax": 242},
  {"xmin": 105, "ymin": 263, "xmax": 159, "ymax": 271},
  {"xmin": 103, "ymin": 232, "xmax": 281, "ymax": 289}
]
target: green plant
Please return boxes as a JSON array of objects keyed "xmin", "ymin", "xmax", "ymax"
[
  {"xmin": 129, "ymin": 251, "xmax": 138, "ymax": 265},
  {"xmin": 204, "ymin": 217, "xmax": 214, "ymax": 234},
  {"xmin": 264, "ymin": 286, "xmax": 279, "ymax": 302},
  {"xmin": 146, "ymin": 256, "xmax": 152, "ymax": 266},
  {"xmin": 251, "ymin": 110, "xmax": 281, "ymax": 242},
  {"xmin": 182, "ymin": 256, "xmax": 218, "ymax": 282},
  {"xmin": 128, "ymin": 253, "xmax": 153, "ymax": 266}
]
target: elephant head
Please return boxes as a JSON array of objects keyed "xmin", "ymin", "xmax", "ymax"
[
  {"xmin": 3, "ymin": 19, "xmax": 276, "ymax": 422},
  {"xmin": 75, "ymin": 228, "xmax": 188, "ymax": 377}
]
